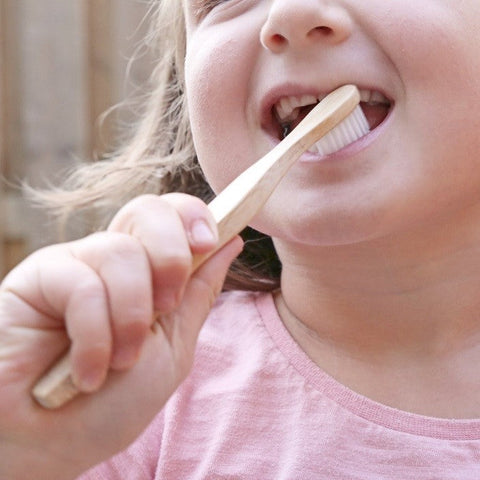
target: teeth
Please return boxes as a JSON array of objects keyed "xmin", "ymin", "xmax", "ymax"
[
  {"xmin": 275, "ymin": 94, "xmax": 318, "ymax": 123},
  {"xmin": 359, "ymin": 89, "xmax": 372, "ymax": 103},
  {"xmin": 274, "ymin": 88, "xmax": 390, "ymax": 124},
  {"xmin": 358, "ymin": 88, "xmax": 390, "ymax": 105}
]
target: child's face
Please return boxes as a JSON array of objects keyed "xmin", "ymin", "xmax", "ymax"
[{"xmin": 183, "ymin": 1, "xmax": 480, "ymax": 245}]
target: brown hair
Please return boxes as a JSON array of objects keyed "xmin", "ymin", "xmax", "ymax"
[{"xmin": 30, "ymin": 0, "xmax": 281, "ymax": 291}]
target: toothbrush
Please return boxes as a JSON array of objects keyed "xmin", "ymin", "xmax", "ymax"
[{"xmin": 32, "ymin": 84, "xmax": 369, "ymax": 409}]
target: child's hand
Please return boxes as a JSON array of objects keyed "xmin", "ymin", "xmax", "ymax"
[{"xmin": 0, "ymin": 193, "xmax": 243, "ymax": 480}]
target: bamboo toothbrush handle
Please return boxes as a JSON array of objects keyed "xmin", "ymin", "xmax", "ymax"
[
  {"xmin": 32, "ymin": 354, "xmax": 78, "ymax": 409},
  {"xmin": 32, "ymin": 85, "xmax": 361, "ymax": 409}
]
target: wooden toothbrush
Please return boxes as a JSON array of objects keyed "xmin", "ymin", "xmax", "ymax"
[{"xmin": 32, "ymin": 84, "xmax": 367, "ymax": 409}]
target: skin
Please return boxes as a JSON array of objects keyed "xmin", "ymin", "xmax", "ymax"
[
  {"xmin": 2, "ymin": 0, "xmax": 480, "ymax": 477},
  {"xmin": 183, "ymin": 0, "xmax": 480, "ymax": 417},
  {"xmin": 0, "ymin": 194, "xmax": 243, "ymax": 478}
]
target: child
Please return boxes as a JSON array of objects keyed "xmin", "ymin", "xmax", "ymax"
[{"xmin": 2, "ymin": 0, "xmax": 480, "ymax": 478}]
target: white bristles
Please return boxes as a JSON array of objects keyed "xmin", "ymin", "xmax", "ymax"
[{"xmin": 311, "ymin": 105, "xmax": 369, "ymax": 156}]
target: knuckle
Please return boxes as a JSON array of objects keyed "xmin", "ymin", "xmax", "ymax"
[
  {"xmin": 120, "ymin": 306, "xmax": 152, "ymax": 332},
  {"xmin": 83, "ymin": 341, "xmax": 111, "ymax": 360},
  {"xmin": 128, "ymin": 193, "xmax": 161, "ymax": 208},
  {"xmin": 73, "ymin": 275, "xmax": 106, "ymax": 303},
  {"xmin": 98, "ymin": 232, "xmax": 145, "ymax": 265},
  {"xmin": 121, "ymin": 194, "xmax": 162, "ymax": 214},
  {"xmin": 109, "ymin": 194, "xmax": 165, "ymax": 232},
  {"xmin": 164, "ymin": 193, "xmax": 212, "ymax": 219},
  {"xmin": 156, "ymin": 250, "xmax": 192, "ymax": 281},
  {"xmin": 111, "ymin": 233, "xmax": 143, "ymax": 257}
]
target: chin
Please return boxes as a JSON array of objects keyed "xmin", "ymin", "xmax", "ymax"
[{"xmin": 251, "ymin": 206, "xmax": 393, "ymax": 249}]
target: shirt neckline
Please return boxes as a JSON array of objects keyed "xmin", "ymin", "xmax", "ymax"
[{"xmin": 255, "ymin": 291, "xmax": 480, "ymax": 441}]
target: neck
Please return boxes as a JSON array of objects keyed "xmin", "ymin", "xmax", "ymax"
[
  {"xmin": 275, "ymin": 210, "xmax": 480, "ymax": 358},
  {"xmin": 273, "ymin": 212, "xmax": 480, "ymax": 417}
]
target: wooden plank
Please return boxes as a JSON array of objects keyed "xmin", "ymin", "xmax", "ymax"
[
  {"xmin": 1, "ymin": 0, "xmax": 21, "ymax": 182},
  {"xmin": 0, "ymin": 0, "xmax": 18, "ymax": 278},
  {"xmin": 0, "ymin": 0, "xmax": 5, "ymax": 277},
  {"xmin": 86, "ymin": 0, "xmax": 153, "ymax": 157},
  {"xmin": 112, "ymin": 0, "xmax": 154, "ymax": 97},
  {"xmin": 86, "ymin": 0, "xmax": 115, "ymax": 157},
  {"xmin": 5, "ymin": 0, "xmax": 89, "ymax": 254},
  {"xmin": 10, "ymin": 0, "xmax": 88, "ymax": 179},
  {"xmin": 0, "ymin": 0, "xmax": 6, "ymax": 178},
  {"xmin": 0, "ymin": 0, "xmax": 153, "ymax": 278}
]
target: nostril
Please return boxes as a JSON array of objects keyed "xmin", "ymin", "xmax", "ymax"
[
  {"xmin": 311, "ymin": 25, "xmax": 334, "ymax": 37},
  {"xmin": 261, "ymin": 30, "xmax": 288, "ymax": 52},
  {"xmin": 271, "ymin": 33, "xmax": 287, "ymax": 46},
  {"xmin": 261, "ymin": 6, "xmax": 352, "ymax": 52}
]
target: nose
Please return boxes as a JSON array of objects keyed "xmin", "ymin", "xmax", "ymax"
[{"xmin": 260, "ymin": 0, "xmax": 353, "ymax": 53}]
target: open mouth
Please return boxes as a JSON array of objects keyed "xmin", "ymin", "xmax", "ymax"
[{"xmin": 272, "ymin": 88, "xmax": 392, "ymax": 140}]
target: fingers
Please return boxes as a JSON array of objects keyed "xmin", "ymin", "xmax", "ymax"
[
  {"xmin": 108, "ymin": 194, "xmax": 219, "ymax": 313},
  {"xmin": 68, "ymin": 233, "xmax": 154, "ymax": 375},
  {"xmin": 109, "ymin": 193, "xmax": 218, "ymax": 253},
  {"xmin": 160, "ymin": 193, "xmax": 219, "ymax": 253},
  {"xmin": 69, "ymin": 193, "xmax": 230, "ymax": 389},
  {"xmin": 6, "ymin": 193, "xmax": 242, "ymax": 398},
  {"xmin": 61, "ymin": 261, "xmax": 112, "ymax": 392},
  {"xmin": 3, "ymin": 246, "xmax": 114, "ymax": 392}
]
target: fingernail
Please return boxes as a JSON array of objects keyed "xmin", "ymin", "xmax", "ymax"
[{"xmin": 190, "ymin": 219, "xmax": 217, "ymax": 247}]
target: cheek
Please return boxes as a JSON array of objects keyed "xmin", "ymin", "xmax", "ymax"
[
  {"xmin": 365, "ymin": 1, "xmax": 480, "ymax": 89},
  {"xmin": 377, "ymin": 3, "xmax": 480, "ymax": 160},
  {"xmin": 185, "ymin": 35, "xmax": 258, "ymax": 193}
]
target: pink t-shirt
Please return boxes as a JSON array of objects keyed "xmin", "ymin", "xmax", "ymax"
[{"xmin": 81, "ymin": 291, "xmax": 480, "ymax": 479}]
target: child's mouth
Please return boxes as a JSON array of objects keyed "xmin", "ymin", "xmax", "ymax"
[{"xmin": 272, "ymin": 88, "xmax": 392, "ymax": 140}]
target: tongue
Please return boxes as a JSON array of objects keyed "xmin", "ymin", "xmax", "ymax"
[{"xmin": 360, "ymin": 103, "xmax": 389, "ymax": 130}]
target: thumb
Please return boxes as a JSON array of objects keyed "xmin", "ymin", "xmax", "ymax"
[{"xmin": 174, "ymin": 236, "xmax": 244, "ymax": 346}]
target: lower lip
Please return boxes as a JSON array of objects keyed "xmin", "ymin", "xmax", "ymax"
[{"xmin": 295, "ymin": 107, "xmax": 393, "ymax": 165}]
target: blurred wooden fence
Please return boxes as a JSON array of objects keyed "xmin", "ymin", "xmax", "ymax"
[{"xmin": 0, "ymin": 0, "xmax": 153, "ymax": 278}]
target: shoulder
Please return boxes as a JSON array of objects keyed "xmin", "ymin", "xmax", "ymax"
[
  {"xmin": 193, "ymin": 290, "xmax": 277, "ymax": 374},
  {"xmin": 208, "ymin": 288, "xmax": 268, "ymax": 319},
  {"xmin": 201, "ymin": 289, "xmax": 270, "ymax": 337}
]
